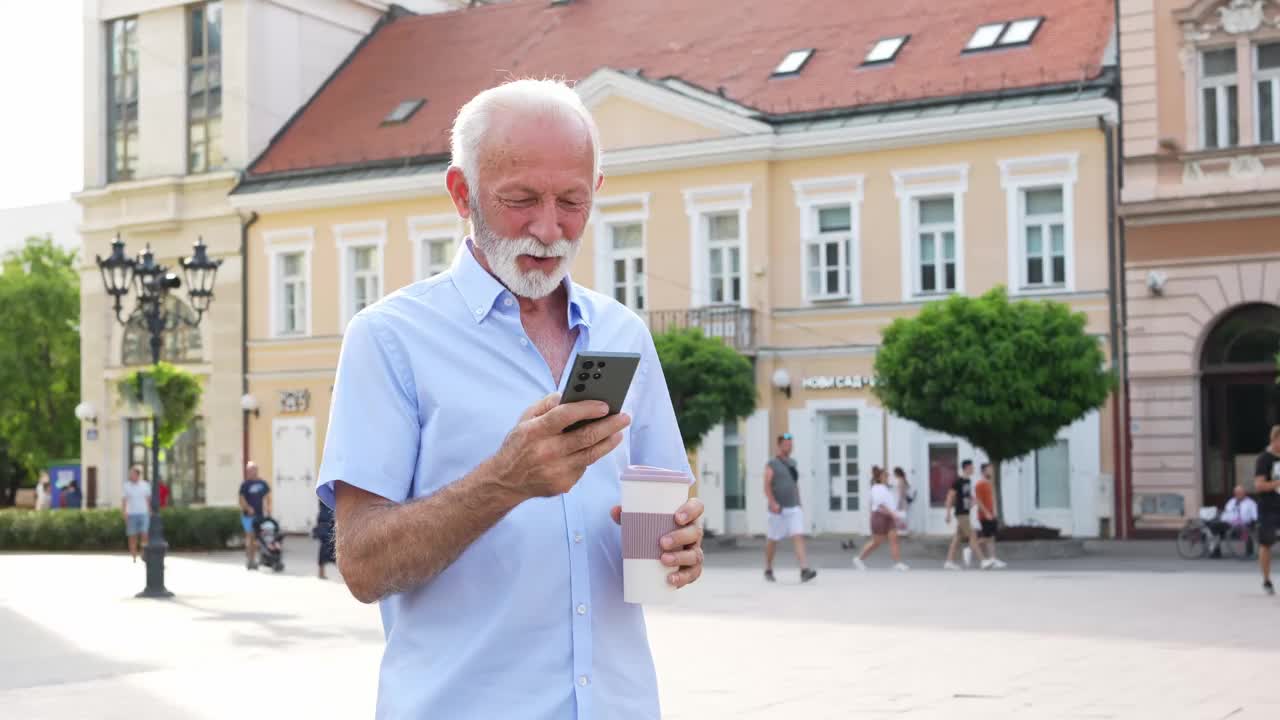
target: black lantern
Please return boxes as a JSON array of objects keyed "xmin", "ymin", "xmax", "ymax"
[
  {"xmin": 180, "ymin": 237, "xmax": 222, "ymax": 315},
  {"xmin": 96, "ymin": 236, "xmax": 136, "ymax": 320}
]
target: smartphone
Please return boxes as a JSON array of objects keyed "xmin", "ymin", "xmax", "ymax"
[{"xmin": 559, "ymin": 351, "xmax": 641, "ymax": 433}]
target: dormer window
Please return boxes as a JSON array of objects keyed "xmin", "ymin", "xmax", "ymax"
[{"xmin": 1201, "ymin": 48, "xmax": 1239, "ymax": 149}]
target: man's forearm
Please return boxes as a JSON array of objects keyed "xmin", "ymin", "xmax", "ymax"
[{"xmin": 337, "ymin": 460, "xmax": 525, "ymax": 604}]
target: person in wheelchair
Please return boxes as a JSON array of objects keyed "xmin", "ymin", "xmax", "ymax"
[{"xmin": 1210, "ymin": 484, "xmax": 1258, "ymax": 557}]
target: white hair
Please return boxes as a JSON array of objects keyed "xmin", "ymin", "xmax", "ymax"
[{"xmin": 449, "ymin": 78, "xmax": 602, "ymax": 191}]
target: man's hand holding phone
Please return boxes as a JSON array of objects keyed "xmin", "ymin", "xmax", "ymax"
[{"xmin": 490, "ymin": 393, "xmax": 631, "ymax": 500}]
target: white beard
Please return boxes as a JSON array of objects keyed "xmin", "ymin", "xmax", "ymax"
[{"xmin": 471, "ymin": 202, "xmax": 580, "ymax": 299}]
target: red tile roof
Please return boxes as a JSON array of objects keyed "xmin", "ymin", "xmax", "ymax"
[{"xmin": 248, "ymin": 0, "xmax": 1114, "ymax": 176}]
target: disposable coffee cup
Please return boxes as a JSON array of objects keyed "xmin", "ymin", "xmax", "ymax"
[{"xmin": 620, "ymin": 464, "xmax": 691, "ymax": 604}]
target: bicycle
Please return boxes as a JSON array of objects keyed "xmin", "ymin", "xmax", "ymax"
[
  {"xmin": 1176, "ymin": 507, "xmax": 1258, "ymax": 560},
  {"xmin": 1176, "ymin": 516, "xmax": 1219, "ymax": 559}
]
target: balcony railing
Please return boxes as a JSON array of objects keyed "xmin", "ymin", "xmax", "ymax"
[{"xmin": 646, "ymin": 305, "xmax": 756, "ymax": 352}]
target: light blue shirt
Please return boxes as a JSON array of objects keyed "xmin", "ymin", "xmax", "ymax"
[{"xmin": 317, "ymin": 240, "xmax": 690, "ymax": 720}]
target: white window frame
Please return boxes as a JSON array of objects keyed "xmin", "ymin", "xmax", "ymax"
[
  {"xmin": 999, "ymin": 153, "xmax": 1078, "ymax": 295},
  {"xmin": 334, "ymin": 220, "xmax": 387, "ymax": 331},
  {"xmin": 1199, "ymin": 47, "xmax": 1239, "ymax": 150},
  {"xmin": 793, "ymin": 175, "xmax": 864, "ymax": 305},
  {"xmin": 893, "ymin": 165, "xmax": 968, "ymax": 301},
  {"xmin": 1255, "ymin": 42, "xmax": 1280, "ymax": 145},
  {"xmin": 683, "ymin": 184, "xmax": 752, "ymax": 308},
  {"xmin": 264, "ymin": 228, "xmax": 314, "ymax": 339},
  {"xmin": 591, "ymin": 193, "xmax": 650, "ymax": 313},
  {"xmin": 407, "ymin": 213, "xmax": 463, "ymax": 281}
]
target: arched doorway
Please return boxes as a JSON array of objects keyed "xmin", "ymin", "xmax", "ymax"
[{"xmin": 1200, "ymin": 303, "xmax": 1280, "ymax": 508}]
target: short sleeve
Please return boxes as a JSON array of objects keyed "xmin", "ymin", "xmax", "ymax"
[
  {"xmin": 1256, "ymin": 453, "xmax": 1271, "ymax": 481},
  {"xmin": 316, "ymin": 312, "xmax": 421, "ymax": 509},
  {"xmin": 628, "ymin": 332, "xmax": 693, "ymax": 482}
]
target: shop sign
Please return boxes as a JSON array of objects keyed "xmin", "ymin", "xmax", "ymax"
[
  {"xmin": 802, "ymin": 375, "xmax": 878, "ymax": 390},
  {"xmin": 279, "ymin": 389, "xmax": 311, "ymax": 413}
]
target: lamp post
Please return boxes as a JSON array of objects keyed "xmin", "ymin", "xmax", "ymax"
[{"xmin": 95, "ymin": 235, "xmax": 222, "ymax": 599}]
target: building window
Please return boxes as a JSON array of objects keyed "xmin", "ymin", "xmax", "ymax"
[
  {"xmin": 278, "ymin": 252, "xmax": 307, "ymax": 335},
  {"xmin": 1020, "ymin": 187, "xmax": 1066, "ymax": 288},
  {"xmin": 1035, "ymin": 439, "xmax": 1070, "ymax": 509},
  {"xmin": 706, "ymin": 212, "xmax": 743, "ymax": 304},
  {"xmin": 349, "ymin": 245, "xmax": 380, "ymax": 316},
  {"xmin": 1201, "ymin": 48, "xmax": 1239, "ymax": 149},
  {"xmin": 914, "ymin": 197, "xmax": 957, "ymax": 294},
  {"xmin": 724, "ymin": 421, "xmax": 745, "ymax": 511},
  {"xmin": 129, "ymin": 417, "xmax": 205, "ymax": 506},
  {"xmin": 1256, "ymin": 42, "xmax": 1280, "ymax": 144},
  {"xmin": 822, "ymin": 412, "xmax": 859, "ymax": 512},
  {"xmin": 188, "ymin": 2, "xmax": 223, "ymax": 173},
  {"xmin": 927, "ymin": 442, "xmax": 959, "ymax": 508},
  {"xmin": 121, "ymin": 297, "xmax": 203, "ymax": 365},
  {"xmin": 106, "ymin": 17, "xmax": 139, "ymax": 182},
  {"xmin": 805, "ymin": 206, "xmax": 853, "ymax": 301},
  {"xmin": 421, "ymin": 237, "xmax": 455, "ymax": 278},
  {"xmin": 608, "ymin": 223, "xmax": 645, "ymax": 311}
]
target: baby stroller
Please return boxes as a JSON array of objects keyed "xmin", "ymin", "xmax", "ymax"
[{"xmin": 254, "ymin": 516, "xmax": 286, "ymax": 572}]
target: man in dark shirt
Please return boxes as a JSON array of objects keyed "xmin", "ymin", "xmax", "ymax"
[
  {"xmin": 1254, "ymin": 425, "xmax": 1280, "ymax": 595},
  {"xmin": 238, "ymin": 461, "xmax": 272, "ymax": 570},
  {"xmin": 944, "ymin": 460, "xmax": 987, "ymax": 570}
]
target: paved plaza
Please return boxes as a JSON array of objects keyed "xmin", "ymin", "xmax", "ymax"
[{"xmin": 1, "ymin": 539, "xmax": 1277, "ymax": 719}]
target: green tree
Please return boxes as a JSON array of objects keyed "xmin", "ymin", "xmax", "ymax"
[
  {"xmin": 653, "ymin": 327, "xmax": 757, "ymax": 451},
  {"xmin": 872, "ymin": 286, "xmax": 1114, "ymax": 521},
  {"xmin": 0, "ymin": 236, "xmax": 81, "ymax": 503}
]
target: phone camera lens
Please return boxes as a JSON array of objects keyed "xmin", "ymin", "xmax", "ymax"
[
  {"xmin": 597, "ymin": 361, "xmax": 606, "ymax": 368},
  {"xmin": 574, "ymin": 383, "xmax": 586, "ymax": 392},
  {"xmin": 582, "ymin": 360, "xmax": 594, "ymax": 369},
  {"xmin": 578, "ymin": 372, "xmax": 589, "ymax": 381},
  {"xmin": 592, "ymin": 372, "xmax": 602, "ymax": 380}
]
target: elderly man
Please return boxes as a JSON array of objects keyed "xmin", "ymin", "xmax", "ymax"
[{"xmin": 318, "ymin": 79, "xmax": 704, "ymax": 719}]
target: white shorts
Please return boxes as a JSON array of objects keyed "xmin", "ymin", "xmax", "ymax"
[{"xmin": 767, "ymin": 506, "xmax": 806, "ymax": 541}]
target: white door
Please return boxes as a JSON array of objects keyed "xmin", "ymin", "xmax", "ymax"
[
  {"xmin": 272, "ymin": 417, "xmax": 317, "ymax": 534},
  {"xmin": 723, "ymin": 420, "xmax": 749, "ymax": 535},
  {"xmin": 743, "ymin": 409, "xmax": 770, "ymax": 536},
  {"xmin": 817, "ymin": 412, "xmax": 863, "ymax": 534},
  {"xmin": 699, "ymin": 423, "xmax": 726, "ymax": 535},
  {"xmin": 1020, "ymin": 411, "xmax": 1101, "ymax": 537}
]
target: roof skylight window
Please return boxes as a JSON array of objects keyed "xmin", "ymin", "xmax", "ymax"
[
  {"xmin": 965, "ymin": 17, "xmax": 1044, "ymax": 52},
  {"xmin": 864, "ymin": 35, "xmax": 908, "ymax": 65},
  {"xmin": 382, "ymin": 98, "xmax": 425, "ymax": 125},
  {"xmin": 999, "ymin": 18, "xmax": 1042, "ymax": 45},
  {"xmin": 773, "ymin": 49, "xmax": 814, "ymax": 76},
  {"xmin": 966, "ymin": 23, "xmax": 1006, "ymax": 50}
]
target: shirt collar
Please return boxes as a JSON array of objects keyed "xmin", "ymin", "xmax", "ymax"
[{"xmin": 452, "ymin": 238, "xmax": 591, "ymax": 328}]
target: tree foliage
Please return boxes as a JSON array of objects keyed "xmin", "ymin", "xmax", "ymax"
[
  {"xmin": 0, "ymin": 236, "xmax": 81, "ymax": 490},
  {"xmin": 116, "ymin": 362, "xmax": 204, "ymax": 449},
  {"xmin": 653, "ymin": 328, "xmax": 756, "ymax": 451},
  {"xmin": 872, "ymin": 287, "xmax": 1114, "ymax": 516}
]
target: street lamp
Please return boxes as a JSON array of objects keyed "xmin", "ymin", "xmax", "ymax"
[{"xmin": 95, "ymin": 235, "xmax": 222, "ymax": 599}]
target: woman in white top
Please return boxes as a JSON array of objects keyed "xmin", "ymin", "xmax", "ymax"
[
  {"xmin": 854, "ymin": 466, "xmax": 909, "ymax": 571},
  {"xmin": 886, "ymin": 466, "xmax": 912, "ymax": 535},
  {"xmin": 34, "ymin": 471, "xmax": 52, "ymax": 511}
]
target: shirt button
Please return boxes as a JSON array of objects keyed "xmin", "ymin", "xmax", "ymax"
[
  {"xmin": 573, "ymin": 532, "xmax": 583, "ymax": 543},
  {"xmin": 576, "ymin": 604, "xmax": 587, "ymax": 615},
  {"xmin": 520, "ymin": 338, "xmax": 529, "ymax": 347},
  {"xmin": 474, "ymin": 307, "xmax": 483, "ymax": 315},
  {"xmin": 504, "ymin": 297, "xmax": 513, "ymax": 306},
  {"xmin": 578, "ymin": 675, "xmax": 589, "ymax": 687}
]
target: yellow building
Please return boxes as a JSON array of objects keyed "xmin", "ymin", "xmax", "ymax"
[{"xmin": 230, "ymin": 0, "xmax": 1122, "ymax": 538}]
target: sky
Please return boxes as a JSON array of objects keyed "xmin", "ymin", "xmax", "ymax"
[{"xmin": 0, "ymin": 1, "xmax": 84, "ymax": 211}]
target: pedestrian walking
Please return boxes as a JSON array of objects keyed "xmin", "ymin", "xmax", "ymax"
[
  {"xmin": 238, "ymin": 461, "xmax": 272, "ymax": 570},
  {"xmin": 974, "ymin": 463, "xmax": 1006, "ymax": 569},
  {"xmin": 853, "ymin": 466, "xmax": 908, "ymax": 571},
  {"xmin": 764, "ymin": 432, "xmax": 818, "ymax": 583},
  {"xmin": 1253, "ymin": 425, "xmax": 1280, "ymax": 595},
  {"xmin": 314, "ymin": 498, "xmax": 336, "ymax": 579},
  {"xmin": 121, "ymin": 465, "xmax": 151, "ymax": 563},
  {"xmin": 887, "ymin": 466, "xmax": 913, "ymax": 536},
  {"xmin": 944, "ymin": 460, "xmax": 988, "ymax": 570},
  {"xmin": 34, "ymin": 471, "xmax": 52, "ymax": 511}
]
